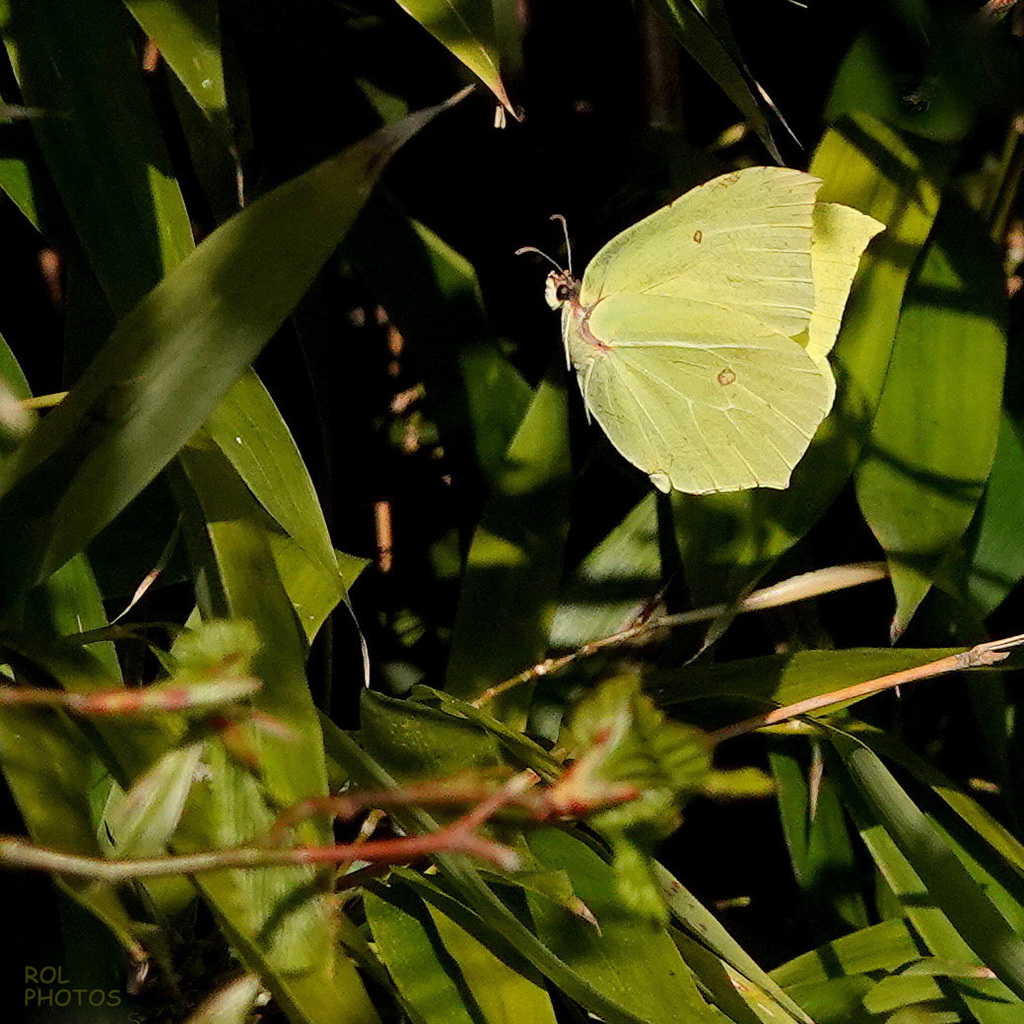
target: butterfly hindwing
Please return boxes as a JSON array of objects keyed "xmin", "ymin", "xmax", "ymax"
[
  {"xmin": 805, "ymin": 202, "xmax": 885, "ymax": 364},
  {"xmin": 569, "ymin": 295, "xmax": 835, "ymax": 494}
]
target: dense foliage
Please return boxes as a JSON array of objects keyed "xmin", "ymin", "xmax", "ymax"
[{"xmin": 1, "ymin": 2, "xmax": 1023, "ymax": 1023}]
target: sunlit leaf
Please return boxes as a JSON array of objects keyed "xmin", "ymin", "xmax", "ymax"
[
  {"xmin": 526, "ymin": 828, "xmax": 718, "ymax": 1023},
  {"xmin": 393, "ymin": 0, "xmax": 515, "ymax": 115},
  {"xmin": 855, "ymin": 198, "xmax": 1007, "ymax": 636},
  {"xmin": 123, "ymin": 0, "xmax": 229, "ymax": 132},
  {"xmin": 445, "ymin": 372, "xmax": 572, "ymax": 724},
  {"xmin": 962, "ymin": 414, "xmax": 1024, "ymax": 616},
  {"xmin": 673, "ymin": 116, "xmax": 948, "ymax": 608},
  {"xmin": 645, "ymin": 0, "xmax": 783, "ymax": 160},
  {"xmin": 366, "ymin": 885, "xmax": 478, "ymax": 1024},
  {"xmin": 828, "ymin": 725, "xmax": 1024, "ymax": 1005}
]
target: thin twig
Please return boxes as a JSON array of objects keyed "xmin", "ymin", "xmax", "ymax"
[
  {"xmin": 0, "ymin": 771, "xmax": 541, "ymax": 881},
  {"xmin": 472, "ymin": 562, "xmax": 888, "ymax": 707},
  {"xmin": 266, "ymin": 767, "xmax": 637, "ymax": 846},
  {"xmin": 711, "ymin": 633, "xmax": 1024, "ymax": 744},
  {"xmin": 0, "ymin": 681, "xmax": 259, "ymax": 715},
  {"xmin": 0, "ymin": 678, "xmax": 261, "ymax": 715}
]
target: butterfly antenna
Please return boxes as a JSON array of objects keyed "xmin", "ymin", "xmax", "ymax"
[
  {"xmin": 550, "ymin": 214, "xmax": 573, "ymax": 275},
  {"xmin": 514, "ymin": 245, "xmax": 563, "ymax": 273}
]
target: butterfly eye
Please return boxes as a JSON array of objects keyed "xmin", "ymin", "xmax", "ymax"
[{"xmin": 555, "ymin": 284, "xmax": 572, "ymax": 301}]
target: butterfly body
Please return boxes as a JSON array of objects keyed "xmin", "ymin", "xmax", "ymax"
[{"xmin": 532, "ymin": 167, "xmax": 883, "ymax": 495}]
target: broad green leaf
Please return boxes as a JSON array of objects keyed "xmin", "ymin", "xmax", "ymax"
[
  {"xmin": 393, "ymin": 0, "xmax": 515, "ymax": 115},
  {"xmin": 526, "ymin": 828, "xmax": 717, "ymax": 1024},
  {"xmin": 0, "ymin": 97, "xmax": 460, "ymax": 608},
  {"xmin": 2, "ymin": 0, "xmax": 192, "ymax": 314},
  {"xmin": 656, "ymin": 863, "xmax": 813, "ymax": 1024},
  {"xmin": 673, "ymin": 116, "xmax": 948, "ymax": 607},
  {"xmin": 828, "ymin": 34, "xmax": 975, "ymax": 143},
  {"xmin": 962, "ymin": 414, "xmax": 1024, "ymax": 616},
  {"xmin": 425, "ymin": 899, "xmax": 559, "ymax": 1024},
  {"xmin": 828, "ymin": 726, "xmax": 1024, "ymax": 1005},
  {"xmin": 445, "ymin": 372, "xmax": 572, "ymax": 723},
  {"xmin": 769, "ymin": 743, "xmax": 868, "ymax": 929},
  {"xmin": 645, "ymin": 0, "xmax": 783, "ymax": 161},
  {"xmin": 100, "ymin": 741, "xmax": 205, "ymax": 858},
  {"xmin": 173, "ymin": 444, "xmax": 379, "ymax": 1024},
  {"xmin": 548, "ymin": 494, "xmax": 661, "ymax": 653},
  {"xmin": 366, "ymin": 886, "xmax": 478, "ymax": 1024},
  {"xmin": 358, "ymin": 687, "xmax": 505, "ymax": 781},
  {"xmin": 324, "ymin": 715, "xmax": 697, "ymax": 1024},
  {"xmin": 650, "ymin": 646, "xmax": 961, "ymax": 714},
  {"xmin": 123, "ymin": 0, "xmax": 229, "ymax": 133},
  {"xmin": 855, "ymin": 199, "xmax": 1007, "ymax": 636}
]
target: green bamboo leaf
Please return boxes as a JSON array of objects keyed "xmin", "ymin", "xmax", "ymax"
[
  {"xmin": 773, "ymin": 918, "xmax": 937, "ymax": 987},
  {"xmin": 673, "ymin": 116, "xmax": 948, "ymax": 608},
  {"xmin": 855, "ymin": 199, "xmax": 1007, "ymax": 637},
  {"xmin": 828, "ymin": 34, "xmax": 975, "ymax": 143},
  {"xmin": 409, "ymin": 685, "xmax": 563, "ymax": 778},
  {"xmin": 0, "ymin": 95, "xmax": 463, "ymax": 609},
  {"xmin": 100, "ymin": 741, "xmax": 205, "ymax": 858},
  {"xmin": 393, "ymin": 0, "xmax": 515, "ymax": 116},
  {"xmin": 651, "ymin": 647, "xmax": 961, "ymax": 714},
  {"xmin": 828, "ymin": 726, "xmax": 1024, "ymax": 1005},
  {"xmin": 548, "ymin": 494, "xmax": 661, "ymax": 654},
  {"xmin": 526, "ymin": 828, "xmax": 718, "ymax": 1024},
  {"xmin": 669, "ymin": 928, "xmax": 793, "ymax": 1024},
  {"xmin": 425, "ymin": 900, "xmax": 559, "ymax": 1024},
  {"xmin": 852, "ymin": 726, "xmax": 1024, "ymax": 885},
  {"xmin": 324, "ymin": 716, "xmax": 694, "ymax": 1024},
  {"xmin": 173, "ymin": 444, "xmax": 380, "ymax": 1024},
  {"xmin": 0, "ymin": 148, "xmax": 38, "ymax": 227},
  {"xmin": 366, "ymin": 886, "xmax": 478, "ymax": 1024},
  {"xmin": 207, "ymin": 369, "xmax": 358, "ymax": 575},
  {"xmin": 0, "ymin": 704, "xmax": 144, "ymax": 958},
  {"xmin": 123, "ymin": 0, "xmax": 229, "ymax": 133},
  {"xmin": 445, "ymin": 372, "xmax": 572, "ymax": 724},
  {"xmin": 962, "ymin": 414, "xmax": 1024, "ymax": 616},
  {"xmin": 645, "ymin": 0, "xmax": 783, "ymax": 161},
  {"xmin": 2, "ymin": 0, "xmax": 193, "ymax": 314},
  {"xmin": 0, "ymin": 337, "xmax": 143, "ymax": 947},
  {"xmin": 776, "ymin": 903, "xmax": 1017, "ymax": 1023},
  {"xmin": 769, "ymin": 744, "xmax": 868, "ymax": 929},
  {"xmin": 655, "ymin": 863, "xmax": 813, "ymax": 1024},
  {"xmin": 358, "ymin": 687, "xmax": 505, "ymax": 781},
  {"xmin": 831, "ymin": 768, "xmax": 1023, "ymax": 1024}
]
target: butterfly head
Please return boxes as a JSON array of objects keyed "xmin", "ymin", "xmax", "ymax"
[
  {"xmin": 544, "ymin": 270, "xmax": 579, "ymax": 310},
  {"xmin": 517, "ymin": 213, "xmax": 578, "ymax": 311}
]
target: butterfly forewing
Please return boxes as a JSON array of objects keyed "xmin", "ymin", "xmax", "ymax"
[{"xmin": 579, "ymin": 167, "xmax": 821, "ymax": 341}]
